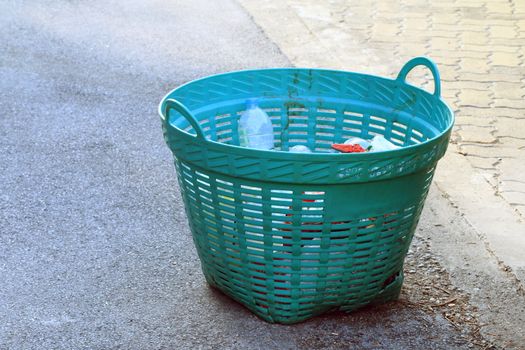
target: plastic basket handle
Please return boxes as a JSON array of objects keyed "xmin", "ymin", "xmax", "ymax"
[
  {"xmin": 164, "ymin": 98, "xmax": 205, "ymax": 139},
  {"xmin": 396, "ymin": 57, "xmax": 441, "ymax": 98}
]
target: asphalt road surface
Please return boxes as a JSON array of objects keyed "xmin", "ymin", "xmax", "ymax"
[{"xmin": 1, "ymin": 0, "xmax": 471, "ymax": 349}]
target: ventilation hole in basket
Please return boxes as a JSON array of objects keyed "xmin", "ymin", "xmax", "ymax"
[
  {"xmin": 217, "ymin": 187, "xmax": 234, "ymax": 196},
  {"xmin": 343, "ymin": 118, "xmax": 362, "ymax": 127},
  {"xmin": 358, "ymin": 217, "xmax": 376, "ymax": 230},
  {"xmin": 216, "ymin": 129, "xmax": 231, "ymax": 137},
  {"xmin": 270, "ymin": 190, "xmax": 293, "ymax": 209},
  {"xmin": 288, "ymin": 139, "xmax": 308, "ymax": 145},
  {"xmin": 344, "ymin": 111, "xmax": 363, "ymax": 118},
  {"xmin": 342, "ymin": 127, "xmax": 361, "ymax": 135},
  {"xmin": 302, "ymin": 191, "xmax": 325, "ymax": 200},
  {"xmin": 289, "ymin": 131, "xmax": 308, "ymax": 136},
  {"xmin": 287, "ymin": 107, "xmax": 308, "ymax": 112},
  {"xmin": 390, "ymin": 138, "xmax": 404, "ymax": 146},
  {"xmin": 369, "ymin": 123, "xmax": 386, "ymax": 131},
  {"xmin": 180, "ymin": 162, "xmax": 191, "ymax": 171},
  {"xmin": 289, "ymin": 122, "xmax": 309, "ymax": 129},
  {"xmin": 410, "ymin": 137, "xmax": 422, "ymax": 144},
  {"xmin": 413, "ymin": 129, "xmax": 424, "ymax": 138},
  {"xmin": 215, "ymin": 120, "xmax": 231, "ymax": 128},
  {"xmin": 370, "ymin": 115, "xmax": 387, "ymax": 123},
  {"xmin": 181, "ymin": 168, "xmax": 193, "ymax": 178},
  {"xmin": 216, "ymin": 179, "xmax": 233, "ymax": 186},
  {"xmin": 316, "ymin": 116, "xmax": 336, "ymax": 122},
  {"xmin": 218, "ymin": 136, "xmax": 233, "ymax": 143},
  {"xmin": 240, "ymin": 184, "xmax": 261, "ymax": 191},
  {"xmin": 382, "ymin": 271, "xmax": 400, "ymax": 289},
  {"xmin": 197, "ymin": 179, "xmax": 211, "ymax": 189},
  {"xmin": 315, "ymin": 131, "xmax": 335, "ymax": 138},
  {"xmin": 187, "ymin": 193, "xmax": 197, "ymax": 204},
  {"xmin": 316, "ymin": 124, "xmax": 335, "ymax": 130},
  {"xmin": 289, "ymin": 114, "xmax": 308, "ymax": 121},
  {"xmin": 201, "ymin": 201, "xmax": 214, "ymax": 211},
  {"xmin": 317, "ymin": 108, "xmax": 336, "ymax": 114},
  {"xmin": 383, "ymin": 211, "xmax": 399, "ymax": 224},
  {"xmin": 198, "ymin": 190, "xmax": 212, "ymax": 200},
  {"xmin": 392, "ymin": 129, "xmax": 406, "ymax": 139},
  {"xmin": 242, "ymin": 208, "xmax": 263, "ymax": 222},
  {"xmin": 215, "ymin": 113, "xmax": 231, "ymax": 120},
  {"xmin": 197, "ymin": 185, "xmax": 211, "ymax": 195},
  {"xmin": 195, "ymin": 171, "xmax": 210, "ymax": 179},
  {"xmin": 329, "ymin": 220, "xmax": 352, "ymax": 233},
  {"xmin": 393, "ymin": 121, "xmax": 407, "ymax": 129},
  {"xmin": 262, "ymin": 107, "xmax": 281, "ymax": 113}
]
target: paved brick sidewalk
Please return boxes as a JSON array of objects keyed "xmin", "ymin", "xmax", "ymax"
[{"xmin": 239, "ymin": 0, "xmax": 525, "ymax": 278}]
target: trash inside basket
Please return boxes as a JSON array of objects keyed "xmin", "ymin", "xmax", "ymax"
[{"xmin": 159, "ymin": 57, "xmax": 454, "ymax": 324}]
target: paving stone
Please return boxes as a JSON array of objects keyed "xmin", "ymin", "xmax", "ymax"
[
  {"xmin": 403, "ymin": 18, "xmax": 430, "ymax": 30},
  {"xmin": 431, "ymin": 13, "xmax": 460, "ymax": 24},
  {"xmin": 463, "ymin": 44, "xmax": 518, "ymax": 53},
  {"xmin": 458, "ymin": 125, "xmax": 497, "ymax": 143},
  {"xmin": 459, "ymin": 57, "xmax": 491, "ymax": 73},
  {"xmin": 498, "ymin": 136, "xmax": 525, "ymax": 149},
  {"xmin": 458, "ymin": 89, "xmax": 492, "ymax": 108},
  {"xmin": 433, "ymin": 49, "xmax": 488, "ymax": 59},
  {"xmin": 430, "ymin": 36, "xmax": 461, "ymax": 50},
  {"xmin": 492, "ymin": 98, "xmax": 525, "ymax": 109},
  {"xmin": 500, "ymin": 179, "xmax": 525, "ymax": 193},
  {"xmin": 445, "ymin": 80, "xmax": 491, "ymax": 91},
  {"xmin": 372, "ymin": 22, "xmax": 400, "ymax": 35},
  {"xmin": 461, "ymin": 107, "xmax": 524, "ymax": 118},
  {"xmin": 490, "ymin": 51, "xmax": 522, "ymax": 66},
  {"xmin": 489, "ymin": 25, "xmax": 518, "ymax": 39},
  {"xmin": 491, "ymin": 82, "xmax": 525, "ymax": 100},
  {"xmin": 466, "ymin": 156, "xmax": 499, "ymax": 169},
  {"xmin": 494, "ymin": 119, "xmax": 525, "ymax": 138},
  {"xmin": 426, "ymin": 30, "xmax": 457, "ymax": 38},
  {"xmin": 460, "ymin": 31, "xmax": 490, "ymax": 45},
  {"xmin": 459, "ymin": 144, "xmax": 517, "ymax": 158},
  {"xmin": 499, "ymin": 191, "xmax": 525, "ymax": 205},
  {"xmin": 490, "ymin": 37, "xmax": 525, "ymax": 47},
  {"xmin": 485, "ymin": 2, "xmax": 514, "ymax": 14},
  {"xmin": 460, "ymin": 72, "xmax": 523, "ymax": 83},
  {"xmin": 455, "ymin": 115, "xmax": 493, "ymax": 126}
]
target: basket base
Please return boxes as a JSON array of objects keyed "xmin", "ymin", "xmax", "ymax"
[
  {"xmin": 204, "ymin": 271, "xmax": 404, "ymax": 324},
  {"xmin": 368, "ymin": 271, "xmax": 403, "ymax": 306}
]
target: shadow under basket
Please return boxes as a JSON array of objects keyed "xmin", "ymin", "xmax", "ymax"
[{"xmin": 159, "ymin": 57, "xmax": 454, "ymax": 324}]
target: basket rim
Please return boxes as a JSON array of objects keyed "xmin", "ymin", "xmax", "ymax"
[{"xmin": 158, "ymin": 67, "xmax": 455, "ymax": 160}]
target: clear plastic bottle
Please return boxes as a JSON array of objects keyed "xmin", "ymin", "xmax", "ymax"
[{"xmin": 238, "ymin": 99, "xmax": 275, "ymax": 150}]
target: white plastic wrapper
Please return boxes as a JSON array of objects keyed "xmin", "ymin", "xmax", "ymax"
[
  {"xmin": 369, "ymin": 135, "xmax": 400, "ymax": 152},
  {"xmin": 342, "ymin": 135, "xmax": 399, "ymax": 152},
  {"xmin": 343, "ymin": 137, "xmax": 371, "ymax": 150},
  {"xmin": 289, "ymin": 145, "xmax": 312, "ymax": 153}
]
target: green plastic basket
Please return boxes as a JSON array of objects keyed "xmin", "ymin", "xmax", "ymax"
[{"xmin": 160, "ymin": 57, "xmax": 454, "ymax": 324}]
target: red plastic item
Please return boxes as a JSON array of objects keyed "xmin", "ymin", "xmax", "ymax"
[{"xmin": 331, "ymin": 143, "xmax": 366, "ymax": 153}]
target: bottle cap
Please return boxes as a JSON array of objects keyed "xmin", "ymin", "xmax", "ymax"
[{"xmin": 246, "ymin": 98, "xmax": 259, "ymax": 108}]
